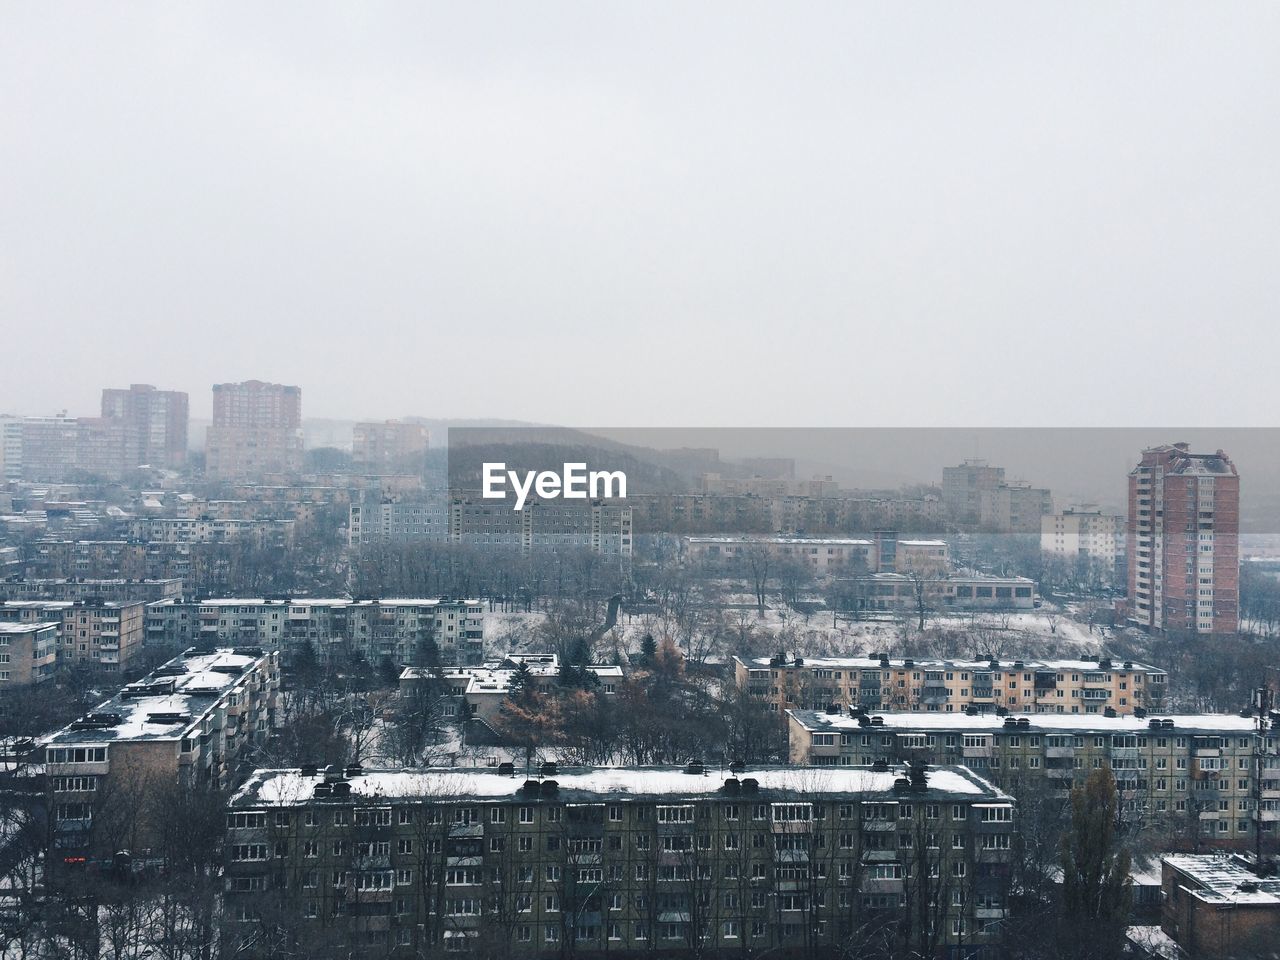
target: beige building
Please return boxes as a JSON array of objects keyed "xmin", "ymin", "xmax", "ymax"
[
  {"xmin": 194, "ymin": 598, "xmax": 484, "ymax": 666},
  {"xmin": 1041, "ymin": 506, "xmax": 1123, "ymax": 566},
  {"xmin": 841, "ymin": 572, "xmax": 1037, "ymax": 614},
  {"xmin": 206, "ymin": 381, "xmax": 303, "ymax": 481},
  {"xmin": 0, "ymin": 622, "xmax": 58, "ymax": 686},
  {"xmin": 788, "ymin": 710, "xmax": 1273, "ymax": 846},
  {"xmin": 352, "ymin": 421, "xmax": 428, "ymax": 474},
  {"xmin": 737, "ymin": 655, "xmax": 1167, "ymax": 715},
  {"xmin": 41, "ymin": 647, "xmax": 281, "ymax": 859},
  {"xmin": 224, "ymin": 763, "xmax": 1014, "ymax": 958},
  {"xmin": 683, "ymin": 535, "xmax": 948, "ymax": 576}
]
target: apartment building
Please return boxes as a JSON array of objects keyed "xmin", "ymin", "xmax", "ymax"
[
  {"xmin": 682, "ymin": 536, "xmax": 949, "ymax": 576},
  {"xmin": 0, "ymin": 622, "xmax": 58, "ymax": 686},
  {"xmin": 27, "ymin": 540, "xmax": 251, "ymax": 595},
  {"xmin": 0, "ymin": 578, "xmax": 184, "ymax": 602},
  {"xmin": 400, "ymin": 654, "xmax": 625, "ymax": 725},
  {"xmin": 1128, "ymin": 444, "xmax": 1240, "ymax": 635},
  {"xmin": 942, "ymin": 460, "xmax": 1005, "ymax": 524},
  {"xmin": 978, "ymin": 481, "xmax": 1053, "ymax": 535},
  {"xmin": 206, "ymin": 381, "xmax": 304, "ymax": 481},
  {"xmin": 449, "ymin": 498, "xmax": 633, "ymax": 558},
  {"xmin": 840, "ymin": 572, "xmax": 1037, "ymax": 613},
  {"xmin": 223, "ymin": 763, "xmax": 1014, "ymax": 958},
  {"xmin": 41, "ymin": 647, "xmax": 280, "ymax": 860},
  {"xmin": 100, "ymin": 384, "xmax": 189, "ymax": 470},
  {"xmin": 127, "ymin": 516, "xmax": 297, "ymax": 547},
  {"xmin": 348, "ymin": 498, "xmax": 448, "ymax": 548},
  {"xmin": 1041, "ymin": 506, "xmax": 1123, "ymax": 567},
  {"xmin": 190, "ymin": 598, "xmax": 484, "ymax": 666},
  {"xmin": 737, "ymin": 655, "xmax": 1168, "ymax": 715},
  {"xmin": 352, "ymin": 421, "xmax": 428, "ymax": 474},
  {"xmin": 0, "ymin": 598, "xmax": 146, "ymax": 673},
  {"xmin": 788, "ymin": 710, "xmax": 1275, "ymax": 846},
  {"xmin": 1161, "ymin": 854, "xmax": 1280, "ymax": 958},
  {"xmin": 626, "ymin": 493, "xmax": 943, "ymax": 537}
]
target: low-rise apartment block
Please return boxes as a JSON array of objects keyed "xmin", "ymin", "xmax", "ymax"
[
  {"xmin": 400, "ymin": 654, "xmax": 625, "ymax": 725},
  {"xmin": 127, "ymin": 516, "xmax": 297, "ymax": 547},
  {"xmin": 840, "ymin": 572, "xmax": 1037, "ymax": 613},
  {"xmin": 0, "ymin": 622, "xmax": 58, "ymax": 686},
  {"xmin": 0, "ymin": 598, "xmax": 146, "ymax": 673},
  {"xmin": 788, "ymin": 710, "xmax": 1276, "ymax": 846},
  {"xmin": 737, "ymin": 655, "xmax": 1168, "ymax": 715},
  {"xmin": 683, "ymin": 535, "xmax": 948, "ymax": 576},
  {"xmin": 0, "ymin": 577, "xmax": 184, "ymax": 602},
  {"xmin": 41, "ymin": 647, "xmax": 281, "ymax": 859},
  {"xmin": 449, "ymin": 498, "xmax": 633, "ymax": 557},
  {"xmin": 192, "ymin": 598, "xmax": 484, "ymax": 666},
  {"xmin": 223, "ymin": 763, "xmax": 1014, "ymax": 958}
]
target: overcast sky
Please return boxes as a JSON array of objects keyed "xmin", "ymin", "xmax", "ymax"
[{"xmin": 2, "ymin": 3, "xmax": 1278, "ymax": 426}]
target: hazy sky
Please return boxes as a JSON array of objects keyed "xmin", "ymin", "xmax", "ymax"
[{"xmin": 3, "ymin": 3, "xmax": 1278, "ymax": 426}]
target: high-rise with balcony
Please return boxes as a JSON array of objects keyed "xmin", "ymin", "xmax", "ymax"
[
  {"xmin": 1127, "ymin": 444, "xmax": 1240, "ymax": 635},
  {"xmin": 205, "ymin": 381, "xmax": 303, "ymax": 481}
]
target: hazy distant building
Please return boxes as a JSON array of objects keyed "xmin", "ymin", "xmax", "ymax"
[
  {"xmin": 450, "ymin": 497, "xmax": 633, "ymax": 557},
  {"xmin": 978, "ymin": 480, "xmax": 1053, "ymax": 534},
  {"xmin": 683, "ymin": 534, "xmax": 948, "ymax": 575},
  {"xmin": 205, "ymin": 381, "xmax": 303, "ymax": 481},
  {"xmin": 352, "ymin": 420, "xmax": 428, "ymax": 474},
  {"xmin": 942, "ymin": 459, "xmax": 1005, "ymax": 523},
  {"xmin": 100, "ymin": 384, "xmax": 189, "ymax": 469},
  {"xmin": 0, "ymin": 415, "xmax": 80, "ymax": 481},
  {"xmin": 1127, "ymin": 443, "xmax": 1240, "ymax": 635},
  {"xmin": 1042, "ymin": 506, "xmax": 1123, "ymax": 572}
]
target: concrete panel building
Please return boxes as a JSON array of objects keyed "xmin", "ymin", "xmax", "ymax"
[{"xmin": 206, "ymin": 381, "xmax": 303, "ymax": 481}]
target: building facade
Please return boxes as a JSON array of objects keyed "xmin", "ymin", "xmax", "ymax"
[
  {"xmin": 206, "ymin": 381, "xmax": 304, "ymax": 481},
  {"xmin": 683, "ymin": 536, "xmax": 949, "ymax": 576},
  {"xmin": 1127, "ymin": 444, "xmax": 1240, "ymax": 635},
  {"xmin": 100, "ymin": 384, "xmax": 189, "ymax": 470},
  {"xmin": 352, "ymin": 421, "xmax": 428, "ymax": 474},
  {"xmin": 788, "ymin": 710, "xmax": 1277, "ymax": 847},
  {"xmin": 41, "ymin": 647, "xmax": 281, "ymax": 859},
  {"xmin": 186, "ymin": 598, "xmax": 484, "ymax": 666},
  {"xmin": 223, "ymin": 764, "xmax": 1014, "ymax": 958},
  {"xmin": 449, "ymin": 498, "xmax": 633, "ymax": 558},
  {"xmin": 349, "ymin": 498, "xmax": 448, "ymax": 548},
  {"xmin": 1041, "ymin": 507, "xmax": 1123, "ymax": 568},
  {"xmin": 0, "ymin": 621, "xmax": 58, "ymax": 686},
  {"xmin": 737, "ymin": 656, "xmax": 1168, "ymax": 715},
  {"xmin": 839, "ymin": 573, "xmax": 1037, "ymax": 614},
  {"xmin": 1161, "ymin": 854, "xmax": 1280, "ymax": 958}
]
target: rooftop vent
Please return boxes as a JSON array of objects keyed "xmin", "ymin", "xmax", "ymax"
[
  {"xmin": 825, "ymin": 704, "xmax": 840, "ymax": 715},
  {"xmin": 871, "ymin": 758, "xmax": 889, "ymax": 772},
  {"xmin": 1104, "ymin": 707, "xmax": 1117, "ymax": 718},
  {"xmin": 300, "ymin": 764, "xmax": 319, "ymax": 778},
  {"xmin": 540, "ymin": 780, "xmax": 559, "ymax": 797},
  {"xmin": 521, "ymin": 779, "xmax": 540, "ymax": 795},
  {"xmin": 344, "ymin": 764, "xmax": 363, "ymax": 779},
  {"xmin": 1017, "ymin": 717, "xmax": 1030, "ymax": 728},
  {"xmin": 324, "ymin": 765, "xmax": 344, "ymax": 783},
  {"xmin": 741, "ymin": 778, "xmax": 759, "ymax": 795},
  {"xmin": 684, "ymin": 761, "xmax": 705, "ymax": 776},
  {"xmin": 313, "ymin": 783, "xmax": 332, "ymax": 797},
  {"xmin": 498, "ymin": 762, "xmax": 515, "ymax": 777},
  {"xmin": 722, "ymin": 778, "xmax": 741, "ymax": 795},
  {"xmin": 1003, "ymin": 717, "xmax": 1018, "ymax": 729},
  {"xmin": 870, "ymin": 716, "xmax": 885, "ymax": 726},
  {"xmin": 331, "ymin": 782, "xmax": 352, "ymax": 798},
  {"xmin": 540, "ymin": 762, "xmax": 558, "ymax": 778}
]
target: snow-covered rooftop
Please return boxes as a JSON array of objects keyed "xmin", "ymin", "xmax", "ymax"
[
  {"xmin": 789, "ymin": 709, "xmax": 1260, "ymax": 735},
  {"xmin": 43, "ymin": 647, "xmax": 270, "ymax": 745},
  {"xmin": 1163, "ymin": 854, "xmax": 1280, "ymax": 905},
  {"xmin": 232, "ymin": 764, "xmax": 1009, "ymax": 808}
]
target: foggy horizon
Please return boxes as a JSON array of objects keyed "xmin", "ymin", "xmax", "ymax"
[{"xmin": 4, "ymin": 3, "xmax": 1280, "ymax": 426}]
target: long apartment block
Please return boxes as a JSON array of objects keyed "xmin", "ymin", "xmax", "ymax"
[
  {"xmin": 788, "ymin": 709, "xmax": 1280, "ymax": 846},
  {"xmin": 224, "ymin": 763, "xmax": 1014, "ymax": 958},
  {"xmin": 188, "ymin": 598, "xmax": 484, "ymax": 665},
  {"xmin": 736, "ymin": 655, "xmax": 1168, "ymax": 715},
  {"xmin": 41, "ymin": 646, "xmax": 280, "ymax": 859}
]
